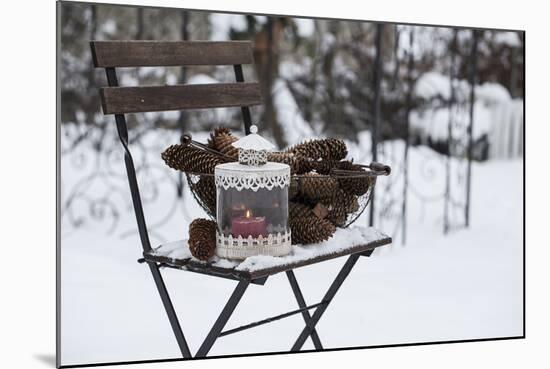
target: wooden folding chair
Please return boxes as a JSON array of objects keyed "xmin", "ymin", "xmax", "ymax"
[{"xmin": 91, "ymin": 40, "xmax": 392, "ymax": 358}]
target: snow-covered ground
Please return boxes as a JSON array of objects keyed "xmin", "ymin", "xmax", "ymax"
[{"xmin": 60, "ymin": 130, "xmax": 523, "ymax": 366}]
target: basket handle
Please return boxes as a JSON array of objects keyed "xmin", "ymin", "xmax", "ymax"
[{"xmin": 368, "ymin": 162, "xmax": 391, "ymax": 176}]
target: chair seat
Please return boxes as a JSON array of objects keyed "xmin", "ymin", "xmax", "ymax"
[{"xmin": 143, "ymin": 226, "xmax": 391, "ymax": 282}]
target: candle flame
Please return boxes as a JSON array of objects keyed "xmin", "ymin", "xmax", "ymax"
[{"xmin": 245, "ymin": 209, "xmax": 251, "ymax": 218}]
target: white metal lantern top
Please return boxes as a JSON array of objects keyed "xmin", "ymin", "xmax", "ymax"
[
  {"xmin": 233, "ymin": 125, "xmax": 275, "ymax": 151},
  {"xmin": 233, "ymin": 124, "xmax": 275, "ymax": 166}
]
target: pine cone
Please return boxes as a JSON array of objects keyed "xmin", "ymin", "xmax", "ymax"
[
  {"xmin": 161, "ymin": 144, "xmax": 225, "ymax": 216},
  {"xmin": 294, "ymin": 173, "xmax": 339, "ymax": 202},
  {"xmin": 324, "ymin": 189, "xmax": 360, "ymax": 226},
  {"xmin": 207, "ymin": 127, "xmax": 232, "ymax": 147},
  {"xmin": 161, "ymin": 144, "xmax": 226, "ymax": 174},
  {"xmin": 208, "ymin": 127, "xmax": 239, "ymax": 159},
  {"xmin": 268, "ymin": 152, "xmax": 314, "ymax": 174},
  {"xmin": 337, "ymin": 161, "xmax": 372, "ymax": 196},
  {"xmin": 289, "ymin": 177, "xmax": 299, "ymax": 199},
  {"xmin": 289, "ymin": 201, "xmax": 311, "ymax": 219},
  {"xmin": 309, "ymin": 160, "xmax": 340, "ymax": 175},
  {"xmin": 287, "ymin": 138, "xmax": 348, "ymax": 161},
  {"xmin": 289, "ymin": 202, "xmax": 336, "ymax": 245},
  {"xmin": 188, "ymin": 218, "xmax": 217, "ymax": 261}
]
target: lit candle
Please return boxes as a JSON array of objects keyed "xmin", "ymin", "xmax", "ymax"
[
  {"xmin": 231, "ymin": 203, "xmax": 247, "ymax": 219},
  {"xmin": 231, "ymin": 209, "xmax": 267, "ymax": 238}
]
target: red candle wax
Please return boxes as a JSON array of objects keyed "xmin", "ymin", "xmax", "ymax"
[{"xmin": 231, "ymin": 212, "xmax": 267, "ymax": 238}]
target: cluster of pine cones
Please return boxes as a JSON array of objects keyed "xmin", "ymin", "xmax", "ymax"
[{"xmin": 161, "ymin": 127, "xmax": 373, "ymax": 259}]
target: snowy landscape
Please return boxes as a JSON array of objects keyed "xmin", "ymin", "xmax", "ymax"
[
  {"xmin": 60, "ymin": 129, "xmax": 523, "ymax": 365},
  {"xmin": 59, "ymin": 3, "xmax": 524, "ymax": 366}
]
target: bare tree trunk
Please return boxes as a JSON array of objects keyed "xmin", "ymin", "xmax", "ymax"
[
  {"xmin": 87, "ymin": 5, "xmax": 98, "ymax": 130},
  {"xmin": 444, "ymin": 29, "xmax": 458, "ymax": 235},
  {"xmin": 369, "ymin": 23, "xmax": 384, "ymax": 227},
  {"xmin": 392, "ymin": 25, "xmax": 400, "ymax": 90},
  {"xmin": 264, "ymin": 18, "xmax": 286, "ymax": 147},
  {"xmin": 88, "ymin": 5, "xmax": 97, "ymax": 87},
  {"xmin": 136, "ymin": 7, "xmax": 144, "ymax": 40},
  {"xmin": 177, "ymin": 10, "xmax": 189, "ymax": 133},
  {"xmin": 305, "ymin": 20, "xmax": 321, "ymax": 124},
  {"xmin": 253, "ymin": 18, "xmax": 286, "ymax": 146},
  {"xmin": 465, "ymin": 29, "xmax": 479, "ymax": 228}
]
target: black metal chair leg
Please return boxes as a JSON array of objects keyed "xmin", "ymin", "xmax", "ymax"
[
  {"xmin": 286, "ymin": 271, "xmax": 323, "ymax": 350},
  {"xmin": 148, "ymin": 263, "xmax": 192, "ymax": 358},
  {"xmin": 291, "ymin": 254, "xmax": 360, "ymax": 351},
  {"xmin": 195, "ymin": 280, "xmax": 250, "ymax": 357}
]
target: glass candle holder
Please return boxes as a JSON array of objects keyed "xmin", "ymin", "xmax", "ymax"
[{"xmin": 214, "ymin": 125, "xmax": 291, "ymax": 260}]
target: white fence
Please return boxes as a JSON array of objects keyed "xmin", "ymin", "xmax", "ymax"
[{"xmin": 488, "ymin": 99, "xmax": 524, "ymax": 159}]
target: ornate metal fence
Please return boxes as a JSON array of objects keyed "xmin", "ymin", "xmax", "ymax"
[
  {"xmin": 60, "ymin": 26, "xmax": 489, "ymax": 246},
  {"xmin": 369, "ymin": 27, "xmax": 479, "ymax": 244}
]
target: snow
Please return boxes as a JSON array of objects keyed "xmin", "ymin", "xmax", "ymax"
[
  {"xmin": 345, "ymin": 130, "xmax": 372, "ymax": 162},
  {"xmin": 415, "ymin": 71, "xmax": 511, "ymax": 104},
  {"xmin": 101, "ymin": 19, "xmax": 117, "ymax": 35},
  {"xmin": 60, "ymin": 127, "xmax": 523, "ymax": 366},
  {"xmin": 410, "ymin": 101, "xmax": 491, "ymax": 141},
  {"xmin": 118, "ymin": 72, "xmax": 139, "ymax": 87},
  {"xmin": 161, "ymin": 110, "xmax": 180, "ymax": 121},
  {"xmin": 151, "ymin": 240, "xmax": 193, "ymax": 260},
  {"xmin": 279, "ymin": 60, "xmax": 311, "ymax": 81},
  {"xmin": 209, "ymin": 14, "xmax": 247, "ymax": 41},
  {"xmin": 187, "ymin": 74, "xmax": 220, "ymax": 85},
  {"xmin": 397, "ymin": 27, "xmax": 454, "ymax": 61},
  {"xmin": 150, "ymin": 227, "xmax": 389, "ymax": 273},
  {"xmin": 294, "ymin": 18, "xmax": 315, "ymax": 38},
  {"xmin": 493, "ymin": 31, "xmax": 521, "ymax": 47},
  {"xmin": 137, "ymin": 66, "xmax": 164, "ymax": 79},
  {"xmin": 415, "ymin": 71, "xmax": 453, "ymax": 101},
  {"xmin": 253, "ymin": 16, "xmax": 267, "ymax": 25},
  {"xmin": 476, "ymin": 82, "xmax": 511, "ymax": 104},
  {"xmin": 237, "ymin": 227, "xmax": 387, "ymax": 272},
  {"xmin": 272, "ymin": 78, "xmax": 315, "ymax": 145},
  {"xmin": 165, "ymin": 73, "xmax": 178, "ymax": 85}
]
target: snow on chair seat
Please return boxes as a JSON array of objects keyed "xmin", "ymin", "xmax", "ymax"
[{"xmin": 144, "ymin": 226, "xmax": 391, "ymax": 281}]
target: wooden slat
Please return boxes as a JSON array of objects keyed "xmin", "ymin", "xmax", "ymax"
[
  {"xmin": 90, "ymin": 40, "xmax": 254, "ymax": 67},
  {"xmin": 99, "ymin": 83, "xmax": 262, "ymax": 114}
]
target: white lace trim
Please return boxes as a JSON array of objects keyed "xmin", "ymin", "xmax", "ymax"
[
  {"xmin": 215, "ymin": 163, "xmax": 290, "ymax": 191},
  {"xmin": 216, "ymin": 230, "xmax": 292, "ymax": 259}
]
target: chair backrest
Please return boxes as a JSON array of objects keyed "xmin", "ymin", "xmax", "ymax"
[
  {"xmin": 90, "ymin": 40, "xmax": 262, "ymax": 133},
  {"xmin": 90, "ymin": 40, "xmax": 262, "ymax": 253}
]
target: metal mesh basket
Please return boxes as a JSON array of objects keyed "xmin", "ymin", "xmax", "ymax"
[
  {"xmin": 185, "ymin": 162, "xmax": 390, "ymax": 228},
  {"xmin": 186, "ymin": 172, "xmax": 217, "ymax": 217}
]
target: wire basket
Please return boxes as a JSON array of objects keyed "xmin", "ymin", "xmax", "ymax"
[{"xmin": 185, "ymin": 161, "xmax": 390, "ymax": 228}]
